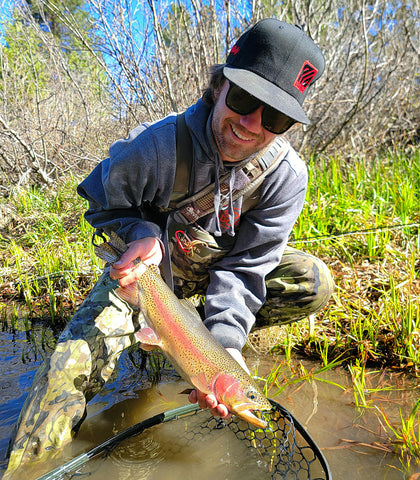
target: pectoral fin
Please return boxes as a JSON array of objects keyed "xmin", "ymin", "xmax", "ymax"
[
  {"xmin": 179, "ymin": 388, "xmax": 194, "ymax": 395},
  {"xmin": 191, "ymin": 371, "xmax": 212, "ymax": 393},
  {"xmin": 135, "ymin": 327, "xmax": 162, "ymax": 346},
  {"xmin": 116, "ymin": 283, "xmax": 140, "ymax": 306}
]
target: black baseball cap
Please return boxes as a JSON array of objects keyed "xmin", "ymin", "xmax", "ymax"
[{"xmin": 224, "ymin": 19, "xmax": 325, "ymax": 124}]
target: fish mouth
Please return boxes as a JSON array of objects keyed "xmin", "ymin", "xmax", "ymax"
[{"xmin": 231, "ymin": 402, "xmax": 270, "ymax": 429}]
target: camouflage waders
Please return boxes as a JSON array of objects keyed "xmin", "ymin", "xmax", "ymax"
[
  {"xmin": 256, "ymin": 247, "xmax": 334, "ymax": 328},
  {"xmin": 4, "ymin": 240, "xmax": 333, "ymax": 479},
  {"xmin": 3, "ymin": 268, "xmax": 143, "ymax": 479}
]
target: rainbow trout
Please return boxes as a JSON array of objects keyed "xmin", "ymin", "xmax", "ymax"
[{"xmin": 95, "ymin": 232, "xmax": 271, "ymax": 428}]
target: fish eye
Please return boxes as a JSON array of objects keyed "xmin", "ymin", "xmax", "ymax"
[{"xmin": 246, "ymin": 389, "xmax": 257, "ymax": 400}]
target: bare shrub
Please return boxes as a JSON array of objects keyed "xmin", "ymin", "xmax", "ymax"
[
  {"xmin": 0, "ymin": 2, "xmax": 115, "ymax": 190},
  {"xmin": 0, "ymin": 0, "xmax": 418, "ymax": 191}
]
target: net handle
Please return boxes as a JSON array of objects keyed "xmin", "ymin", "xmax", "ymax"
[{"xmin": 35, "ymin": 403, "xmax": 201, "ymax": 480}]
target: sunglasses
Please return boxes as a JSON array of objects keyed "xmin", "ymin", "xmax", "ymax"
[{"xmin": 225, "ymin": 82, "xmax": 296, "ymax": 134}]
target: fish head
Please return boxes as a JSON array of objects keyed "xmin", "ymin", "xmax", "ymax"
[{"xmin": 213, "ymin": 373, "xmax": 272, "ymax": 428}]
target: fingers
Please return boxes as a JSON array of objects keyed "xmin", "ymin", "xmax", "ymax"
[
  {"xmin": 210, "ymin": 402, "xmax": 230, "ymax": 418},
  {"xmin": 125, "ymin": 237, "xmax": 163, "ymax": 266},
  {"xmin": 110, "ymin": 265, "xmax": 141, "ymax": 286},
  {"xmin": 188, "ymin": 389, "xmax": 230, "ymax": 418},
  {"xmin": 188, "ymin": 389, "xmax": 198, "ymax": 404},
  {"xmin": 109, "ymin": 237, "xmax": 163, "ymax": 283}
]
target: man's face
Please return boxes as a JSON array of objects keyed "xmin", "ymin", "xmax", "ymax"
[{"xmin": 211, "ymin": 81, "xmax": 277, "ymax": 163}]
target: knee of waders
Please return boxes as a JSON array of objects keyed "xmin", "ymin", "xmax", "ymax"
[
  {"xmin": 258, "ymin": 249, "xmax": 335, "ymax": 326},
  {"xmin": 268, "ymin": 248, "xmax": 334, "ymax": 303}
]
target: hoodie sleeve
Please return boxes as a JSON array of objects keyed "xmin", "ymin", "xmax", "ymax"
[
  {"xmin": 203, "ymin": 149, "xmax": 308, "ymax": 352},
  {"xmin": 77, "ymin": 119, "xmax": 177, "ymax": 243}
]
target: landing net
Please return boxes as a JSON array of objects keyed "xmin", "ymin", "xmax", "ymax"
[{"xmin": 37, "ymin": 399, "xmax": 331, "ymax": 480}]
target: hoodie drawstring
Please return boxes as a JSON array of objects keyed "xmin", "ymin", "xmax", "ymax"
[
  {"xmin": 227, "ymin": 168, "xmax": 236, "ymax": 236},
  {"xmin": 213, "ymin": 153, "xmax": 237, "ymax": 237},
  {"xmin": 213, "ymin": 154, "xmax": 222, "ymax": 236}
]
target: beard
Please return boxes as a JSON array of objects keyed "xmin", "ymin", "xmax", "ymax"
[{"xmin": 212, "ymin": 117, "xmax": 268, "ymax": 163}]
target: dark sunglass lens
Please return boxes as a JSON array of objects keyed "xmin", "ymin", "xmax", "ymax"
[
  {"xmin": 263, "ymin": 106, "xmax": 295, "ymax": 134},
  {"xmin": 226, "ymin": 83, "xmax": 295, "ymax": 134},
  {"xmin": 226, "ymin": 84, "xmax": 261, "ymax": 115}
]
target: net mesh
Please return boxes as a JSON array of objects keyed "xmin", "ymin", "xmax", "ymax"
[{"xmin": 179, "ymin": 400, "xmax": 330, "ymax": 480}]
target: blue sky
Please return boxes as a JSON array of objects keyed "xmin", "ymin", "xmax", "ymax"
[
  {"xmin": 0, "ymin": 0, "xmax": 14, "ymax": 36},
  {"xmin": 0, "ymin": 0, "xmax": 13, "ymax": 17}
]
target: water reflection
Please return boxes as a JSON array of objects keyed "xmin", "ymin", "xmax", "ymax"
[{"xmin": 0, "ymin": 323, "xmax": 46, "ymax": 474}]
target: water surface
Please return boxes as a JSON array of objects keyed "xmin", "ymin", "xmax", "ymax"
[{"xmin": 0, "ymin": 320, "xmax": 418, "ymax": 479}]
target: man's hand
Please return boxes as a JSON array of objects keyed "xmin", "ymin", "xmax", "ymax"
[
  {"xmin": 188, "ymin": 348, "xmax": 250, "ymax": 418},
  {"xmin": 109, "ymin": 236, "xmax": 163, "ymax": 286},
  {"xmin": 188, "ymin": 389, "xmax": 230, "ymax": 418},
  {"xmin": 112, "ymin": 237, "xmax": 163, "ymax": 351}
]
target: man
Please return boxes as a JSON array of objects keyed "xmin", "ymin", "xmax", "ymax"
[{"xmin": 4, "ymin": 18, "xmax": 334, "ymax": 478}]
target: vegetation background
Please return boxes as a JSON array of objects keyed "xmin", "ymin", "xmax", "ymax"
[{"xmin": 0, "ymin": 0, "xmax": 419, "ymax": 477}]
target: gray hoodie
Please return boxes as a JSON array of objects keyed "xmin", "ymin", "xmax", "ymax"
[{"xmin": 77, "ymin": 99, "xmax": 308, "ymax": 351}]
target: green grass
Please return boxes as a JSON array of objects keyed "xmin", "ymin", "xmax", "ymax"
[
  {"xmin": 285, "ymin": 148, "xmax": 419, "ymax": 473},
  {"xmin": 377, "ymin": 398, "xmax": 420, "ymax": 475},
  {"xmin": 286, "ymin": 150, "xmax": 420, "ymax": 372},
  {"xmin": 0, "ymin": 148, "xmax": 419, "ymax": 472},
  {"xmin": 0, "ymin": 178, "xmax": 102, "ymax": 325}
]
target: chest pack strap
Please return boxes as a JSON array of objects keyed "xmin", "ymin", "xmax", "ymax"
[
  {"xmin": 171, "ymin": 112, "xmax": 194, "ymax": 206},
  {"xmin": 172, "ymin": 135, "xmax": 290, "ymax": 225}
]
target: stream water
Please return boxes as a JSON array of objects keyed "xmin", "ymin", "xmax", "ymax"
[{"xmin": 0, "ymin": 318, "xmax": 418, "ymax": 479}]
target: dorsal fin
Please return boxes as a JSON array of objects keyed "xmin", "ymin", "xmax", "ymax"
[{"xmin": 180, "ymin": 299, "xmax": 202, "ymax": 321}]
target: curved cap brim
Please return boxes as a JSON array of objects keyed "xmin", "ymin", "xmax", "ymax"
[{"xmin": 224, "ymin": 66, "xmax": 310, "ymax": 125}]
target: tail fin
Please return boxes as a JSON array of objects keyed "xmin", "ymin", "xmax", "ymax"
[
  {"xmin": 94, "ymin": 242, "xmax": 120, "ymax": 264},
  {"xmin": 108, "ymin": 231, "xmax": 129, "ymax": 255},
  {"xmin": 94, "ymin": 232, "xmax": 128, "ymax": 264}
]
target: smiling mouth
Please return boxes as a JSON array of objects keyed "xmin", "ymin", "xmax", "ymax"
[{"xmin": 231, "ymin": 124, "xmax": 253, "ymax": 142}]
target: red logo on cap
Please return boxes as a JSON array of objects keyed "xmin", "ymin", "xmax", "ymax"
[
  {"xmin": 231, "ymin": 45, "xmax": 240, "ymax": 55},
  {"xmin": 293, "ymin": 61, "xmax": 318, "ymax": 93}
]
